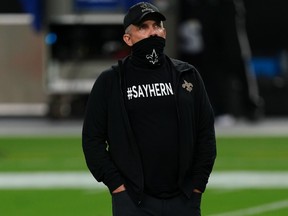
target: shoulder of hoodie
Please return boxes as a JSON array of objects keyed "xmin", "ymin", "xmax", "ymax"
[
  {"xmin": 168, "ymin": 57, "xmax": 202, "ymax": 83},
  {"xmin": 168, "ymin": 57, "xmax": 198, "ymax": 74},
  {"xmin": 97, "ymin": 56, "xmax": 129, "ymax": 78},
  {"xmin": 93, "ymin": 59, "xmax": 123, "ymax": 84}
]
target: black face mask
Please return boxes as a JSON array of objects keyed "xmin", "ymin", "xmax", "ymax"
[{"xmin": 130, "ymin": 36, "xmax": 166, "ymax": 68}]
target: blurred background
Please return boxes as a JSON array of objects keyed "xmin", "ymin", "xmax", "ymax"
[{"xmin": 0, "ymin": 0, "xmax": 288, "ymax": 121}]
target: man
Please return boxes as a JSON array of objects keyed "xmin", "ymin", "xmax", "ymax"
[{"xmin": 82, "ymin": 2, "xmax": 216, "ymax": 216}]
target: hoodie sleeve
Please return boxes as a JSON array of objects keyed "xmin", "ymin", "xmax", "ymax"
[
  {"xmin": 82, "ymin": 71, "xmax": 125, "ymax": 193},
  {"xmin": 191, "ymin": 68, "xmax": 217, "ymax": 192}
]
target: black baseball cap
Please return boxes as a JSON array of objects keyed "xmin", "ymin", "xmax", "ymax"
[{"xmin": 123, "ymin": 2, "xmax": 166, "ymax": 30}]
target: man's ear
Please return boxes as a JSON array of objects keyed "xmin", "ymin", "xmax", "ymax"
[{"xmin": 123, "ymin": 34, "xmax": 133, "ymax": 47}]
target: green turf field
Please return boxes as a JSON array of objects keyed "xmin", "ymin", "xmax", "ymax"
[{"xmin": 0, "ymin": 136, "xmax": 287, "ymax": 215}]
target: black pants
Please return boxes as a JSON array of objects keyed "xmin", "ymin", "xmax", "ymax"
[{"xmin": 112, "ymin": 191, "xmax": 202, "ymax": 216}]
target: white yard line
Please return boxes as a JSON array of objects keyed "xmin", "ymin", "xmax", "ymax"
[
  {"xmin": 0, "ymin": 172, "xmax": 104, "ymax": 189},
  {"xmin": 208, "ymin": 200, "xmax": 288, "ymax": 216},
  {"xmin": 1, "ymin": 172, "xmax": 288, "ymax": 216},
  {"xmin": 208, "ymin": 171, "xmax": 288, "ymax": 189},
  {"xmin": 0, "ymin": 171, "xmax": 288, "ymax": 189}
]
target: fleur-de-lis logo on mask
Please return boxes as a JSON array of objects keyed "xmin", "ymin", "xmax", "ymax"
[
  {"xmin": 146, "ymin": 49, "xmax": 159, "ymax": 64},
  {"xmin": 182, "ymin": 80, "xmax": 193, "ymax": 92}
]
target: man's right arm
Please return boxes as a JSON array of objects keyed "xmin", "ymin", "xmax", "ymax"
[{"xmin": 82, "ymin": 72, "xmax": 125, "ymax": 194}]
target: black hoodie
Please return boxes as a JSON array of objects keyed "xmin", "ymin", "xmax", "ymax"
[{"xmin": 82, "ymin": 56, "xmax": 216, "ymax": 204}]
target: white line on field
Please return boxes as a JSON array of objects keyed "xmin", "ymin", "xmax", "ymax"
[
  {"xmin": 208, "ymin": 171, "xmax": 288, "ymax": 189},
  {"xmin": 0, "ymin": 171, "xmax": 288, "ymax": 189},
  {"xmin": 208, "ymin": 199, "xmax": 288, "ymax": 216},
  {"xmin": 0, "ymin": 172, "xmax": 105, "ymax": 189}
]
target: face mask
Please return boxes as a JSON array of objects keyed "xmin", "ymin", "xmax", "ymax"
[{"xmin": 131, "ymin": 36, "xmax": 166, "ymax": 68}]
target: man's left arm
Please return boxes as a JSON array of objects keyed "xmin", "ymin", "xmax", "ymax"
[{"xmin": 191, "ymin": 69, "xmax": 217, "ymax": 193}]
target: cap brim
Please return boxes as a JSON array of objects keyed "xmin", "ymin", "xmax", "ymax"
[{"xmin": 134, "ymin": 12, "xmax": 166, "ymax": 25}]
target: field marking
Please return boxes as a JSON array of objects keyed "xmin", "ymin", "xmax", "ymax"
[
  {"xmin": 0, "ymin": 171, "xmax": 288, "ymax": 189},
  {"xmin": 0, "ymin": 172, "xmax": 105, "ymax": 189},
  {"xmin": 208, "ymin": 171, "xmax": 288, "ymax": 189},
  {"xmin": 208, "ymin": 199, "xmax": 288, "ymax": 216}
]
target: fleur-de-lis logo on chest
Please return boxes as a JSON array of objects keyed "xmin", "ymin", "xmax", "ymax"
[{"xmin": 182, "ymin": 80, "xmax": 193, "ymax": 92}]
